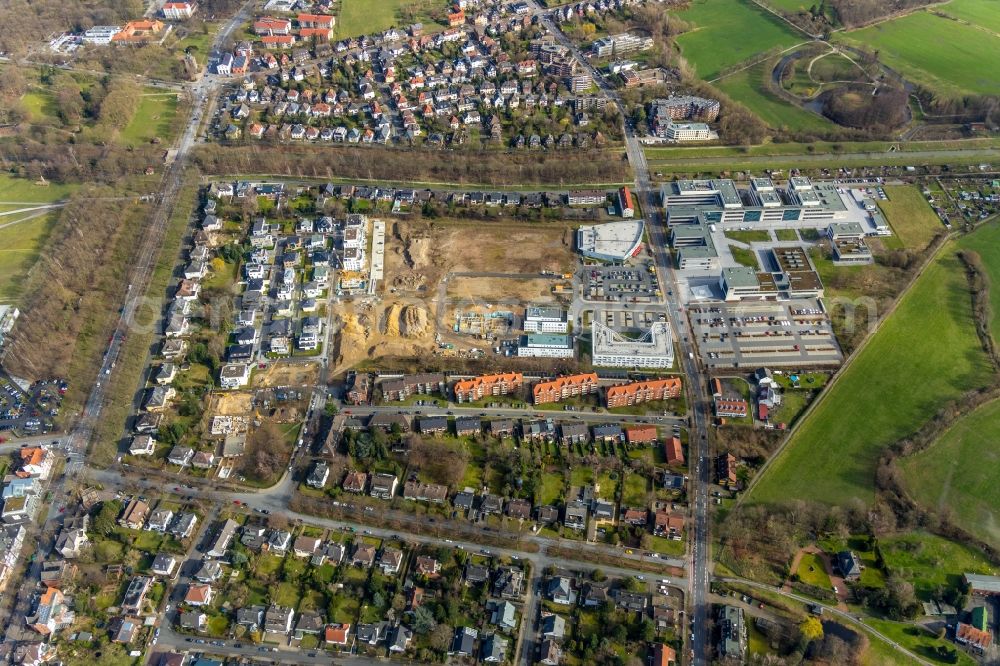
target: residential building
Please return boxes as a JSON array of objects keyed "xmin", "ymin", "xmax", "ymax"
[
  {"xmin": 381, "ymin": 373, "xmax": 445, "ymax": 401},
  {"xmin": 605, "ymin": 378, "xmax": 682, "ymax": 408},
  {"xmin": 205, "ymin": 519, "xmax": 238, "ymax": 558},
  {"xmin": 617, "ymin": 186, "xmax": 635, "ymax": 218},
  {"xmin": 450, "ymin": 626, "xmax": 478, "ymax": 656},
  {"xmin": 539, "ymin": 638, "xmax": 563, "ymax": 665},
  {"xmin": 533, "ymin": 373, "xmax": 599, "ymax": 405},
  {"xmin": 454, "ymin": 416, "xmax": 481, "ymax": 436},
  {"xmin": 836, "ymin": 551, "xmax": 862, "ymax": 581},
  {"xmin": 664, "ymin": 437, "xmax": 684, "ymax": 465},
  {"xmin": 653, "ymin": 643, "xmax": 677, "ymax": 666},
  {"xmin": 54, "ymin": 518, "xmax": 88, "ymax": 559},
  {"xmin": 119, "ymin": 499, "xmax": 150, "ymax": 530},
  {"xmin": 714, "ymin": 397, "xmax": 748, "ymax": 418},
  {"xmin": 717, "ymin": 453, "xmax": 739, "ymax": 488},
  {"xmin": 378, "ymin": 547, "xmax": 403, "ymax": 575},
  {"xmin": 151, "ymin": 553, "xmax": 177, "ymax": 576},
  {"xmin": 654, "ymin": 511, "xmax": 684, "ymax": 539},
  {"xmin": 564, "ymin": 500, "xmax": 588, "ymax": 530},
  {"xmin": 718, "ymin": 605, "xmax": 747, "ymax": 661},
  {"xmin": 25, "ymin": 587, "xmax": 74, "ymax": 636},
  {"xmin": 346, "ymin": 373, "xmax": 372, "ymax": 405},
  {"xmin": 324, "ymin": 623, "xmax": 352, "ymax": 648},
  {"xmin": 306, "ymin": 462, "xmax": 330, "ymax": 489},
  {"xmin": 481, "ymin": 633, "xmax": 508, "ymax": 663},
  {"xmin": 121, "ymin": 576, "xmax": 152, "ymax": 614},
  {"xmin": 264, "ymin": 605, "xmax": 295, "ymax": 635},
  {"xmin": 162, "ymin": 1, "xmax": 196, "ymax": 19},
  {"xmin": 343, "ymin": 471, "xmax": 369, "ymax": 494},
  {"xmin": 541, "ymin": 613, "xmax": 566, "ymax": 639},
  {"xmin": 370, "ymin": 473, "xmax": 398, "ymax": 499},
  {"xmin": 956, "ymin": 622, "xmax": 991, "ymax": 654},
  {"xmin": 403, "ymin": 481, "xmax": 448, "ymax": 503},
  {"xmin": 453, "ymin": 373, "xmax": 523, "ymax": 402},
  {"xmin": 625, "ymin": 425, "xmax": 657, "ymax": 444},
  {"xmin": 184, "ymin": 584, "xmax": 214, "ymax": 607}
]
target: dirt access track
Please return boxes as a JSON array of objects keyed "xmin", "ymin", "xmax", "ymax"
[{"xmin": 384, "ymin": 219, "xmax": 577, "ymax": 295}]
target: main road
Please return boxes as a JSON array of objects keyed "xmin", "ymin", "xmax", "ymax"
[{"xmin": 529, "ymin": 3, "xmax": 714, "ymax": 662}]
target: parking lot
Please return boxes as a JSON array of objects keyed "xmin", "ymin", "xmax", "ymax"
[
  {"xmin": 0, "ymin": 371, "xmax": 64, "ymax": 435},
  {"xmin": 691, "ymin": 300, "xmax": 842, "ymax": 368},
  {"xmin": 584, "ymin": 263, "xmax": 660, "ymax": 303}
]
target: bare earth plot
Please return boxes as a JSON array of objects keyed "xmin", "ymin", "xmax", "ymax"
[{"xmin": 385, "ymin": 219, "xmax": 576, "ymax": 294}]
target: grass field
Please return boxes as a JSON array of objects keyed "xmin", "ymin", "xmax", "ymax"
[
  {"xmin": 809, "ymin": 52, "xmax": 864, "ymax": 83},
  {"xmin": 338, "ymin": 0, "xmax": 400, "ymax": 37},
  {"xmin": 21, "ymin": 89, "xmax": 58, "ymax": 124},
  {"xmin": 675, "ymin": 0, "xmax": 803, "ymax": 80},
  {"xmin": 877, "ymin": 185, "xmax": 944, "ymax": 251},
  {"xmin": 901, "ymin": 400, "xmax": 1000, "ymax": 547},
  {"xmin": 714, "ymin": 63, "xmax": 836, "ymax": 132},
  {"xmin": 337, "ymin": 0, "xmax": 440, "ymax": 38},
  {"xmin": 795, "ymin": 552, "xmax": 832, "ymax": 588},
  {"xmin": 837, "ymin": 10, "xmax": 1000, "ymax": 97},
  {"xmin": 747, "ymin": 242, "xmax": 993, "ymax": 507},
  {"xmin": 866, "ymin": 618, "xmax": 977, "ymax": 666},
  {"xmin": 937, "ymin": 0, "xmax": 1000, "ymax": 33},
  {"xmin": 0, "ymin": 174, "xmax": 77, "ymax": 202},
  {"xmin": 120, "ymin": 91, "xmax": 180, "ymax": 146},
  {"xmin": 880, "ymin": 532, "xmax": 998, "ymax": 598},
  {"xmin": 0, "ymin": 174, "xmax": 76, "ymax": 302},
  {"xmin": 0, "ymin": 213, "xmax": 58, "ymax": 300},
  {"xmin": 955, "ymin": 219, "xmax": 1000, "ymax": 335}
]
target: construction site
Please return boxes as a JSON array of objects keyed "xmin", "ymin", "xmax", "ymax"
[{"xmin": 327, "ymin": 219, "xmax": 580, "ymax": 372}]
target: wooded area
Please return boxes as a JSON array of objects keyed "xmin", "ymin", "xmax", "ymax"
[
  {"xmin": 192, "ymin": 144, "xmax": 632, "ymax": 186},
  {"xmin": 2, "ymin": 189, "xmax": 151, "ymax": 394}
]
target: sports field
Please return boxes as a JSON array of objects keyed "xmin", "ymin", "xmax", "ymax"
[
  {"xmin": 837, "ymin": 10, "xmax": 1000, "ymax": 97},
  {"xmin": 877, "ymin": 185, "xmax": 943, "ymax": 251},
  {"xmin": 938, "ymin": 0, "xmax": 1000, "ymax": 33},
  {"xmin": 715, "ymin": 62, "xmax": 834, "ymax": 132},
  {"xmin": 747, "ymin": 243, "xmax": 994, "ymax": 507},
  {"xmin": 675, "ymin": 0, "xmax": 803, "ymax": 80}
]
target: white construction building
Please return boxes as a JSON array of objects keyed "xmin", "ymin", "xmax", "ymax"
[
  {"xmin": 592, "ymin": 319, "xmax": 674, "ymax": 368},
  {"xmin": 524, "ymin": 306, "xmax": 568, "ymax": 333},
  {"xmin": 516, "ymin": 334, "xmax": 574, "ymax": 359},
  {"xmin": 81, "ymin": 26, "xmax": 122, "ymax": 44}
]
